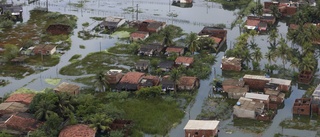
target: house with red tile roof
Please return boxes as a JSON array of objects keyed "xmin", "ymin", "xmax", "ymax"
[
  {"xmin": 175, "ymin": 56, "xmax": 194, "ymax": 67},
  {"xmin": 0, "ymin": 102, "xmax": 28, "ymax": 115},
  {"xmin": 3, "ymin": 113, "xmax": 41, "ymax": 135},
  {"xmin": 165, "ymin": 46, "xmax": 185, "ymax": 56},
  {"xmin": 177, "ymin": 76, "xmax": 200, "ymax": 90},
  {"xmin": 59, "ymin": 124, "xmax": 96, "ymax": 137},
  {"xmin": 5, "ymin": 93, "xmax": 35, "ymax": 105},
  {"xmin": 138, "ymin": 20, "xmax": 166, "ymax": 33},
  {"xmin": 198, "ymin": 27, "xmax": 227, "ymax": 51},
  {"xmin": 130, "ymin": 31, "xmax": 149, "ymax": 41},
  {"xmin": 54, "ymin": 82, "xmax": 80, "ymax": 95},
  {"xmin": 116, "ymin": 72, "xmax": 145, "ymax": 91}
]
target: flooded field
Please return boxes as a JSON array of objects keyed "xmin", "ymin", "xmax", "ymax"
[{"xmin": 1, "ymin": 0, "xmax": 319, "ymax": 136}]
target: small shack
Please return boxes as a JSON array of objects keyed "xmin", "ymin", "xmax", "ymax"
[
  {"xmin": 184, "ymin": 120, "xmax": 219, "ymax": 137},
  {"xmin": 225, "ymin": 85, "xmax": 249, "ymax": 99},
  {"xmin": 222, "ymin": 79, "xmax": 245, "ymax": 91},
  {"xmin": 54, "ymin": 82, "xmax": 80, "ymax": 95},
  {"xmin": 221, "ymin": 57, "xmax": 242, "ymax": 71},
  {"xmin": 269, "ymin": 78, "xmax": 291, "ymax": 92},
  {"xmin": 177, "ymin": 76, "xmax": 200, "ymax": 91},
  {"xmin": 292, "ymin": 98, "xmax": 311, "ymax": 116}
]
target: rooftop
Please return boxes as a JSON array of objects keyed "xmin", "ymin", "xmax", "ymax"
[
  {"xmin": 243, "ymin": 74, "xmax": 271, "ymax": 81},
  {"xmin": 178, "ymin": 76, "xmax": 198, "ymax": 86},
  {"xmin": 222, "ymin": 79, "xmax": 245, "ymax": 87},
  {"xmin": 119, "ymin": 72, "xmax": 145, "ymax": 84},
  {"xmin": 225, "ymin": 86, "xmax": 249, "ymax": 93},
  {"xmin": 0, "ymin": 102, "xmax": 28, "ymax": 113},
  {"xmin": 54, "ymin": 82, "xmax": 80, "ymax": 93},
  {"xmin": 245, "ymin": 93, "xmax": 269, "ymax": 101},
  {"xmin": 222, "ymin": 57, "xmax": 242, "ymax": 66},
  {"xmin": 59, "ymin": 124, "xmax": 96, "ymax": 137},
  {"xmin": 234, "ymin": 97, "xmax": 264, "ymax": 111},
  {"xmin": 184, "ymin": 120, "xmax": 219, "ymax": 130},
  {"xmin": 270, "ymin": 78, "xmax": 291, "ymax": 86},
  {"xmin": 175, "ymin": 56, "xmax": 194, "ymax": 64},
  {"xmin": 5, "ymin": 113, "xmax": 40, "ymax": 132},
  {"xmin": 166, "ymin": 46, "xmax": 184, "ymax": 53},
  {"xmin": 130, "ymin": 31, "xmax": 149, "ymax": 38},
  {"xmin": 5, "ymin": 93, "xmax": 35, "ymax": 105}
]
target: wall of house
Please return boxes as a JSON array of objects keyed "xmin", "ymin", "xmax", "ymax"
[
  {"xmin": 184, "ymin": 129, "xmax": 217, "ymax": 137},
  {"xmin": 228, "ymin": 92, "xmax": 246, "ymax": 99},
  {"xmin": 243, "ymin": 78, "xmax": 269, "ymax": 89},
  {"xmin": 233, "ymin": 108, "xmax": 256, "ymax": 119},
  {"xmin": 278, "ymin": 85, "xmax": 290, "ymax": 92},
  {"xmin": 293, "ymin": 105, "xmax": 310, "ymax": 116},
  {"xmin": 221, "ymin": 64, "xmax": 241, "ymax": 71}
]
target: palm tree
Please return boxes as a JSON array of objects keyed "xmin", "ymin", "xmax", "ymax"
[
  {"xmin": 299, "ymin": 53, "xmax": 317, "ymax": 72},
  {"xmin": 94, "ymin": 71, "xmax": 109, "ymax": 92},
  {"xmin": 35, "ymin": 99, "xmax": 57, "ymax": 121},
  {"xmin": 242, "ymin": 49, "xmax": 252, "ymax": 69},
  {"xmin": 251, "ymin": 47, "xmax": 263, "ymax": 62},
  {"xmin": 290, "ymin": 57, "xmax": 300, "ymax": 72},
  {"xmin": 56, "ymin": 93, "xmax": 75, "ymax": 119},
  {"xmin": 186, "ymin": 32, "xmax": 200, "ymax": 54},
  {"xmin": 170, "ymin": 68, "xmax": 181, "ymax": 94},
  {"xmin": 85, "ymin": 113, "xmax": 113, "ymax": 132},
  {"xmin": 161, "ymin": 26, "xmax": 174, "ymax": 46},
  {"xmin": 268, "ymin": 29, "xmax": 279, "ymax": 50},
  {"xmin": 276, "ymin": 37, "xmax": 289, "ymax": 68},
  {"xmin": 265, "ymin": 51, "xmax": 276, "ymax": 65}
]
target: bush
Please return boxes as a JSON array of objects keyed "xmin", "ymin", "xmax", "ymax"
[{"xmin": 0, "ymin": 20, "xmax": 14, "ymax": 28}]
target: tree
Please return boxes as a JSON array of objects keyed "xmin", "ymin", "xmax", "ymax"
[
  {"xmin": 264, "ymin": 51, "xmax": 276, "ymax": 65},
  {"xmin": 242, "ymin": 49, "xmax": 252, "ymax": 68},
  {"xmin": 1, "ymin": 11, "xmax": 16, "ymax": 21},
  {"xmin": 276, "ymin": 36, "xmax": 289, "ymax": 68},
  {"xmin": 299, "ymin": 53, "xmax": 317, "ymax": 72},
  {"xmin": 56, "ymin": 93, "xmax": 75, "ymax": 119},
  {"xmin": 94, "ymin": 71, "xmax": 109, "ymax": 92},
  {"xmin": 251, "ymin": 47, "xmax": 263, "ymax": 62},
  {"xmin": 161, "ymin": 26, "xmax": 174, "ymax": 46},
  {"xmin": 268, "ymin": 29, "xmax": 279, "ymax": 51},
  {"xmin": 170, "ymin": 68, "xmax": 181, "ymax": 94},
  {"xmin": 35, "ymin": 99, "xmax": 57, "ymax": 121},
  {"xmin": 185, "ymin": 32, "xmax": 200, "ymax": 54},
  {"xmin": 198, "ymin": 37, "xmax": 216, "ymax": 51},
  {"xmin": 3, "ymin": 44, "xmax": 19, "ymax": 61},
  {"xmin": 84, "ymin": 113, "xmax": 113, "ymax": 132}
]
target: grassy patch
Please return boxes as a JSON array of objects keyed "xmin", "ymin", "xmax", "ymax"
[
  {"xmin": 13, "ymin": 87, "xmax": 40, "ymax": 94},
  {"xmin": 113, "ymin": 98, "xmax": 184, "ymax": 135},
  {"xmin": 25, "ymin": 54, "xmax": 61, "ymax": 67},
  {"xmin": 45, "ymin": 78, "xmax": 61, "ymax": 85},
  {"xmin": 279, "ymin": 116, "xmax": 320, "ymax": 130},
  {"xmin": 107, "ymin": 43, "xmax": 139, "ymax": 55},
  {"xmin": 59, "ymin": 51, "xmax": 131, "ymax": 76},
  {"xmin": 111, "ymin": 31, "xmax": 130, "ymax": 39},
  {"xmin": 197, "ymin": 97, "xmax": 233, "ymax": 120},
  {"xmin": 73, "ymin": 76, "xmax": 95, "ymax": 86},
  {"xmin": 233, "ymin": 117, "xmax": 271, "ymax": 133},
  {"xmin": 69, "ymin": 54, "xmax": 82, "ymax": 62},
  {"xmin": 90, "ymin": 17, "xmax": 106, "ymax": 21},
  {"xmin": 0, "ymin": 64, "xmax": 34, "ymax": 78}
]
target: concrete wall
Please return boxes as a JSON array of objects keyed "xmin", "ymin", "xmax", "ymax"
[
  {"xmin": 185, "ymin": 129, "xmax": 217, "ymax": 137},
  {"xmin": 243, "ymin": 78, "xmax": 269, "ymax": 90}
]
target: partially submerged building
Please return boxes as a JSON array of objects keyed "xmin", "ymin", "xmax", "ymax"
[
  {"xmin": 233, "ymin": 97, "xmax": 265, "ymax": 119},
  {"xmin": 54, "ymin": 82, "xmax": 80, "ymax": 95},
  {"xmin": 221, "ymin": 57, "xmax": 242, "ymax": 71},
  {"xmin": 222, "ymin": 79, "xmax": 248, "ymax": 99},
  {"xmin": 292, "ymin": 98, "xmax": 311, "ymax": 116},
  {"xmin": 243, "ymin": 74, "xmax": 291, "ymax": 91},
  {"xmin": 184, "ymin": 120, "xmax": 219, "ymax": 137}
]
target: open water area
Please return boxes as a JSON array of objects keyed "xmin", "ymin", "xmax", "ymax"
[{"xmin": 1, "ymin": 0, "xmax": 320, "ymax": 136}]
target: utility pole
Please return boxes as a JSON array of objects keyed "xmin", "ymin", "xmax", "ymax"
[
  {"xmin": 136, "ymin": 4, "xmax": 139, "ymax": 21},
  {"xmin": 46, "ymin": 0, "xmax": 48, "ymax": 12},
  {"xmin": 132, "ymin": 0, "xmax": 134, "ymax": 21}
]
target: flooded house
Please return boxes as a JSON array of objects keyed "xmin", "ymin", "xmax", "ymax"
[
  {"xmin": 138, "ymin": 20, "xmax": 166, "ymax": 33},
  {"xmin": 173, "ymin": 0, "xmax": 193, "ymax": 4},
  {"xmin": 221, "ymin": 57, "xmax": 242, "ymax": 71},
  {"xmin": 134, "ymin": 60, "xmax": 150, "ymax": 71},
  {"xmin": 116, "ymin": 72, "xmax": 145, "ymax": 91},
  {"xmin": 222, "ymin": 79, "xmax": 249, "ymax": 99},
  {"xmin": 245, "ymin": 93, "xmax": 270, "ymax": 106},
  {"xmin": 244, "ymin": 16, "xmax": 260, "ymax": 30},
  {"xmin": 164, "ymin": 46, "xmax": 185, "ymax": 56},
  {"xmin": 269, "ymin": 78, "xmax": 292, "ymax": 92},
  {"xmin": 198, "ymin": 27, "xmax": 227, "ymax": 50},
  {"xmin": 292, "ymin": 98, "xmax": 311, "ymax": 116},
  {"xmin": 4, "ymin": 93, "xmax": 35, "ymax": 105},
  {"xmin": 100, "ymin": 16, "xmax": 126, "ymax": 30},
  {"xmin": 130, "ymin": 31, "xmax": 149, "ymax": 41},
  {"xmin": 263, "ymin": 2, "xmax": 297, "ymax": 17},
  {"xmin": 59, "ymin": 124, "xmax": 96, "ymax": 137},
  {"xmin": 138, "ymin": 43, "xmax": 164, "ymax": 56},
  {"xmin": 184, "ymin": 120, "xmax": 219, "ymax": 137},
  {"xmin": 243, "ymin": 74, "xmax": 271, "ymax": 90},
  {"xmin": 54, "ymin": 82, "xmax": 80, "ymax": 95},
  {"xmin": 157, "ymin": 60, "xmax": 174, "ymax": 72},
  {"xmin": 233, "ymin": 97, "xmax": 265, "ymax": 119},
  {"xmin": 175, "ymin": 56, "xmax": 194, "ymax": 67},
  {"xmin": 32, "ymin": 44, "xmax": 57, "ymax": 55},
  {"xmin": 0, "ymin": 113, "xmax": 41, "ymax": 136},
  {"xmin": 264, "ymin": 85, "xmax": 285, "ymax": 109},
  {"xmin": 106, "ymin": 69, "xmax": 123, "ymax": 84},
  {"xmin": 177, "ymin": 76, "xmax": 200, "ymax": 91},
  {"xmin": 161, "ymin": 75, "xmax": 175, "ymax": 92},
  {"xmin": 46, "ymin": 24, "xmax": 72, "ymax": 35},
  {"xmin": 0, "ymin": 4, "xmax": 23, "ymax": 18},
  {"xmin": 138, "ymin": 75, "xmax": 160, "ymax": 89},
  {"xmin": 311, "ymin": 84, "xmax": 320, "ymax": 114}
]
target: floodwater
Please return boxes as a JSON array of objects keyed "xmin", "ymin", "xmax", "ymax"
[{"xmin": 1, "ymin": 0, "xmax": 318, "ymax": 137}]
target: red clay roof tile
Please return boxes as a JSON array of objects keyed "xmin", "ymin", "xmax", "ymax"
[
  {"xmin": 119, "ymin": 72, "xmax": 145, "ymax": 84},
  {"xmin": 5, "ymin": 93, "xmax": 35, "ymax": 105},
  {"xmin": 59, "ymin": 124, "xmax": 96, "ymax": 137},
  {"xmin": 175, "ymin": 56, "xmax": 194, "ymax": 64}
]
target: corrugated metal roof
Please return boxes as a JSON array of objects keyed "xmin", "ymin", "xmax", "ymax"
[
  {"xmin": 245, "ymin": 93, "xmax": 269, "ymax": 101},
  {"xmin": 243, "ymin": 74, "xmax": 271, "ymax": 81},
  {"xmin": 270, "ymin": 78, "xmax": 291, "ymax": 86},
  {"xmin": 184, "ymin": 120, "xmax": 219, "ymax": 130}
]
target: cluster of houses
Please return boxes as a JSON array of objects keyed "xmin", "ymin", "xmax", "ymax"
[
  {"xmin": 0, "ymin": 82, "xmax": 131, "ymax": 136},
  {"xmin": 292, "ymin": 84, "xmax": 320, "ymax": 116},
  {"xmin": 222, "ymin": 74, "xmax": 292, "ymax": 120},
  {"xmin": 244, "ymin": 0, "xmax": 316, "ymax": 32}
]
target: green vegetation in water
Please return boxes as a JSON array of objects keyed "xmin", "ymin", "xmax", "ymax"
[
  {"xmin": 197, "ymin": 97, "xmax": 233, "ymax": 120},
  {"xmin": 233, "ymin": 118, "xmax": 271, "ymax": 133},
  {"xmin": 79, "ymin": 45, "xmax": 86, "ymax": 49},
  {"xmin": 90, "ymin": 17, "xmax": 106, "ymax": 21},
  {"xmin": 26, "ymin": 54, "xmax": 61, "ymax": 67},
  {"xmin": 73, "ymin": 76, "xmax": 95, "ymax": 86},
  {"xmin": 82, "ymin": 22, "xmax": 89, "ymax": 27},
  {"xmin": 59, "ymin": 51, "xmax": 131, "ymax": 76},
  {"xmin": 13, "ymin": 87, "xmax": 40, "ymax": 94},
  {"xmin": 45, "ymin": 78, "xmax": 61, "ymax": 85},
  {"xmin": 209, "ymin": 0, "xmax": 252, "ymax": 11},
  {"xmin": 69, "ymin": 54, "xmax": 82, "ymax": 62},
  {"xmin": 279, "ymin": 115, "xmax": 320, "ymax": 130},
  {"xmin": 111, "ymin": 31, "xmax": 130, "ymax": 39}
]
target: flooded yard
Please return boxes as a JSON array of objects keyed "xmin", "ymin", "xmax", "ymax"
[{"xmin": 1, "ymin": 0, "xmax": 319, "ymax": 136}]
